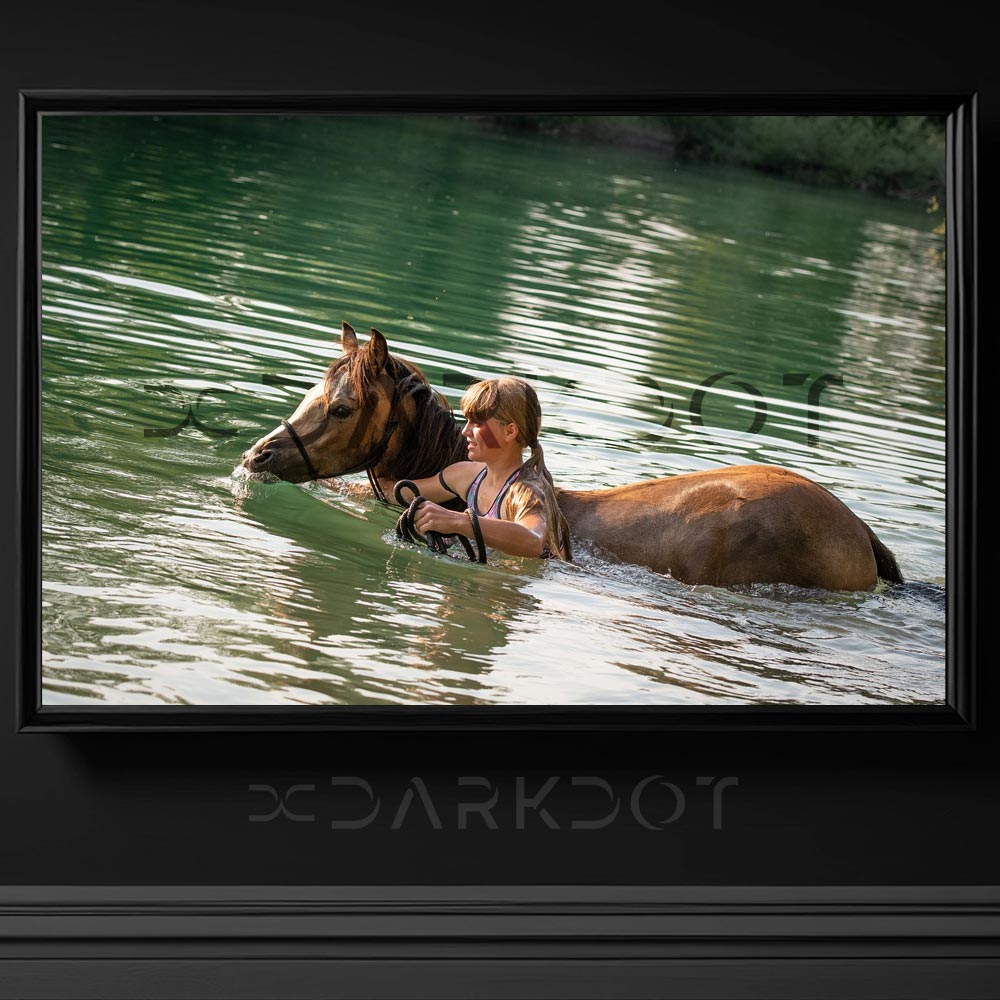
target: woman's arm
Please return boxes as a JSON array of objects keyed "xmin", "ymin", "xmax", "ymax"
[
  {"xmin": 412, "ymin": 502, "xmax": 548, "ymax": 558},
  {"xmin": 391, "ymin": 462, "xmax": 481, "ymax": 507}
]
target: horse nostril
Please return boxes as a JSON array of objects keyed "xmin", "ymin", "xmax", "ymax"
[{"xmin": 243, "ymin": 446, "xmax": 273, "ymax": 469}]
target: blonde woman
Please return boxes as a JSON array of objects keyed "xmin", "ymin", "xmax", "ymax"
[{"xmin": 395, "ymin": 377, "xmax": 572, "ymax": 561}]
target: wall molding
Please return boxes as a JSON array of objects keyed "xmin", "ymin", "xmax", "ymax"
[{"xmin": 2, "ymin": 885, "xmax": 999, "ymax": 997}]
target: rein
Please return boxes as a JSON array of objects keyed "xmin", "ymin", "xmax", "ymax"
[
  {"xmin": 280, "ymin": 378, "xmax": 402, "ymax": 505},
  {"xmin": 393, "ymin": 480, "xmax": 487, "ymax": 564}
]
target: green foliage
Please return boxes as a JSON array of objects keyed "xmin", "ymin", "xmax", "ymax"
[
  {"xmin": 661, "ymin": 115, "xmax": 946, "ymax": 197},
  {"xmin": 480, "ymin": 114, "xmax": 946, "ymax": 199}
]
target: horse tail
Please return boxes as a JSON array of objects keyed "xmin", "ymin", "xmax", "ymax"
[{"xmin": 864, "ymin": 523, "xmax": 904, "ymax": 584}]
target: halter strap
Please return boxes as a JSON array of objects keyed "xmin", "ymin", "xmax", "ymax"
[
  {"xmin": 279, "ymin": 376, "xmax": 402, "ymax": 503},
  {"xmin": 280, "ymin": 417, "xmax": 321, "ymax": 481}
]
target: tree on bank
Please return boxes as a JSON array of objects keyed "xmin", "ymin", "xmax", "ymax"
[{"xmin": 482, "ymin": 114, "xmax": 945, "ymax": 201}]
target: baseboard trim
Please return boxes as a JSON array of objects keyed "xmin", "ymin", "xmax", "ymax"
[{"xmin": 2, "ymin": 886, "xmax": 999, "ymax": 998}]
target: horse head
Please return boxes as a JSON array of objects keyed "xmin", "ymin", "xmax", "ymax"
[{"xmin": 241, "ymin": 321, "xmax": 399, "ymax": 483}]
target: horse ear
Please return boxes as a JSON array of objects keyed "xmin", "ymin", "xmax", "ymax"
[
  {"xmin": 341, "ymin": 321, "xmax": 358, "ymax": 354},
  {"xmin": 366, "ymin": 327, "xmax": 389, "ymax": 375}
]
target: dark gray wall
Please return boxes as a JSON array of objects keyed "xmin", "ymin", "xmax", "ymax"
[{"xmin": 0, "ymin": 0, "xmax": 992, "ymax": 893}]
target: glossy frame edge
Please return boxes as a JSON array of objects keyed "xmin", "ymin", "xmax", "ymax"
[{"xmin": 17, "ymin": 91, "xmax": 979, "ymax": 734}]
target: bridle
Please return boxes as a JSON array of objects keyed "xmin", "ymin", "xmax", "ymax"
[
  {"xmin": 279, "ymin": 376, "xmax": 402, "ymax": 505},
  {"xmin": 277, "ymin": 371, "xmax": 489, "ymax": 565}
]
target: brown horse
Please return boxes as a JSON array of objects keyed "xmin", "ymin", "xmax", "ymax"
[{"xmin": 242, "ymin": 323, "xmax": 903, "ymax": 592}]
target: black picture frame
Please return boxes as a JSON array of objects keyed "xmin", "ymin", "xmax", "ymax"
[
  {"xmin": 2, "ymin": 2, "xmax": 994, "ymax": 997},
  {"xmin": 19, "ymin": 92, "xmax": 971, "ymax": 733}
]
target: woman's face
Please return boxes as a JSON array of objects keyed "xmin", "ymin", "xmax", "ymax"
[{"xmin": 461, "ymin": 413, "xmax": 509, "ymax": 459}]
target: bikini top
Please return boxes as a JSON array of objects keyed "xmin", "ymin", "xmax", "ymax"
[
  {"xmin": 465, "ymin": 467, "xmax": 521, "ymax": 519},
  {"xmin": 438, "ymin": 465, "xmax": 558, "ymax": 560}
]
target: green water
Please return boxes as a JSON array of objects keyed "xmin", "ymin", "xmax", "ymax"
[{"xmin": 40, "ymin": 115, "xmax": 946, "ymax": 705}]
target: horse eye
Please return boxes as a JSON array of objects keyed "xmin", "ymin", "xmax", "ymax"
[{"xmin": 331, "ymin": 405, "xmax": 353, "ymax": 419}]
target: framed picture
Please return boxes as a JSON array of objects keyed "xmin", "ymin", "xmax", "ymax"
[
  {"xmin": 2, "ymin": 1, "xmax": 992, "ymax": 997},
  {"xmin": 21, "ymin": 95, "xmax": 971, "ymax": 731}
]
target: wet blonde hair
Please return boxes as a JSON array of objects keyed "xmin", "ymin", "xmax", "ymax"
[{"xmin": 460, "ymin": 377, "xmax": 572, "ymax": 560}]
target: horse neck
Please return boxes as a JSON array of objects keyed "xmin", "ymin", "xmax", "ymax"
[{"xmin": 373, "ymin": 382, "xmax": 466, "ymax": 482}]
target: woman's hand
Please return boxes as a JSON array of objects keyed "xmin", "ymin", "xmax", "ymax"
[
  {"xmin": 413, "ymin": 500, "xmax": 548, "ymax": 558},
  {"xmin": 412, "ymin": 501, "xmax": 468, "ymax": 538}
]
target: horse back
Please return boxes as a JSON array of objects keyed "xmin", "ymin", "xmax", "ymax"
[{"xmin": 556, "ymin": 465, "xmax": 880, "ymax": 590}]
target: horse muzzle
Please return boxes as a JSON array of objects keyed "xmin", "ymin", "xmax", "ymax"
[{"xmin": 241, "ymin": 435, "xmax": 300, "ymax": 481}]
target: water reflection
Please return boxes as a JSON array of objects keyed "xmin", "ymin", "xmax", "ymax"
[{"xmin": 227, "ymin": 481, "xmax": 547, "ymax": 704}]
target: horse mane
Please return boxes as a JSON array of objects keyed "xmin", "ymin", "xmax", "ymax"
[{"xmin": 324, "ymin": 349, "xmax": 467, "ymax": 481}]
